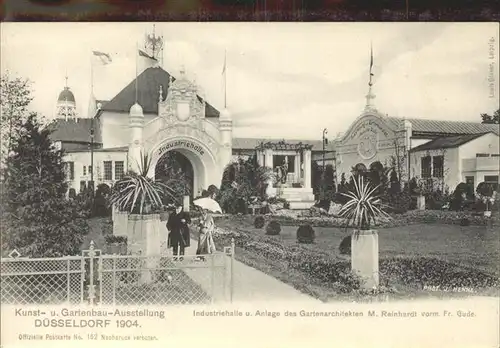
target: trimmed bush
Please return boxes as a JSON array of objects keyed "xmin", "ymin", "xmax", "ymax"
[
  {"xmin": 105, "ymin": 235, "xmax": 127, "ymax": 244},
  {"xmin": 460, "ymin": 218, "xmax": 470, "ymax": 226},
  {"xmin": 254, "ymin": 216, "xmax": 265, "ymax": 229},
  {"xmin": 339, "ymin": 235, "xmax": 351, "ymax": 255},
  {"xmin": 265, "ymin": 221, "xmax": 281, "ymax": 235},
  {"xmin": 296, "ymin": 224, "xmax": 315, "ymax": 244}
]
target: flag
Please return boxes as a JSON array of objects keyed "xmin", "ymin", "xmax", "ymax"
[
  {"xmin": 222, "ymin": 52, "xmax": 226, "ymax": 76},
  {"xmin": 92, "ymin": 51, "xmax": 112, "ymax": 65},
  {"xmin": 369, "ymin": 45, "xmax": 374, "ymax": 76},
  {"xmin": 139, "ymin": 49, "xmax": 157, "ymax": 61}
]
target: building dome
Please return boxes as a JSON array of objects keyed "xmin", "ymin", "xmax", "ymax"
[
  {"xmin": 129, "ymin": 103, "xmax": 144, "ymax": 117},
  {"xmin": 57, "ymin": 87, "xmax": 76, "ymax": 104}
]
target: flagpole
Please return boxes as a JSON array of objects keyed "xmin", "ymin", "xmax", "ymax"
[
  {"xmin": 135, "ymin": 42, "xmax": 139, "ymax": 104},
  {"xmin": 224, "ymin": 49, "xmax": 227, "ymax": 109},
  {"xmin": 90, "ymin": 52, "xmax": 94, "ymax": 97}
]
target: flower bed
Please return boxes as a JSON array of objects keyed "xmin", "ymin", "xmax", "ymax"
[
  {"xmin": 266, "ymin": 210, "xmax": 495, "ymax": 228},
  {"xmin": 212, "ymin": 225, "xmax": 499, "ymax": 298}
]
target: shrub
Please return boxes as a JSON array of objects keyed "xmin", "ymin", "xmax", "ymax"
[
  {"xmin": 460, "ymin": 218, "xmax": 470, "ymax": 226},
  {"xmin": 296, "ymin": 224, "xmax": 315, "ymax": 244},
  {"xmin": 254, "ymin": 216, "xmax": 265, "ymax": 229},
  {"xmin": 105, "ymin": 235, "xmax": 127, "ymax": 244},
  {"xmin": 265, "ymin": 221, "xmax": 281, "ymax": 235},
  {"xmin": 339, "ymin": 235, "xmax": 351, "ymax": 255}
]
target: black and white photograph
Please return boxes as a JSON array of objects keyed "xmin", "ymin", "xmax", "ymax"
[{"xmin": 0, "ymin": 22, "xmax": 499, "ymax": 347}]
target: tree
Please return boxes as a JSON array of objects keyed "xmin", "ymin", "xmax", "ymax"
[
  {"xmin": 1, "ymin": 115, "xmax": 90, "ymax": 257},
  {"xmin": 217, "ymin": 156, "xmax": 274, "ymax": 214},
  {"xmin": 0, "ymin": 72, "xmax": 35, "ymax": 171},
  {"xmin": 480, "ymin": 109, "xmax": 500, "ymax": 124}
]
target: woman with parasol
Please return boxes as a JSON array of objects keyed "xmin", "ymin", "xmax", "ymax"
[{"xmin": 193, "ymin": 197, "xmax": 221, "ymax": 260}]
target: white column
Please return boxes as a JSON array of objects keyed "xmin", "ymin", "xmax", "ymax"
[
  {"xmin": 264, "ymin": 149, "xmax": 273, "ymax": 169},
  {"xmin": 294, "ymin": 153, "xmax": 300, "ymax": 183},
  {"xmin": 264, "ymin": 149, "xmax": 274, "ymax": 195},
  {"xmin": 303, "ymin": 149, "xmax": 312, "ymax": 189}
]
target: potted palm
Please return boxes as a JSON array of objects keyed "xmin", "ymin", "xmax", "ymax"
[
  {"xmin": 110, "ymin": 152, "xmax": 177, "ymax": 255},
  {"xmin": 339, "ymin": 175, "xmax": 389, "ymax": 289}
]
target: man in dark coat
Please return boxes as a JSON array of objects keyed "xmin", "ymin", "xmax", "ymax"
[{"xmin": 166, "ymin": 205, "xmax": 191, "ymax": 258}]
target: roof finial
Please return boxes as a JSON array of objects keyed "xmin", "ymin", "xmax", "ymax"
[{"xmin": 365, "ymin": 42, "xmax": 376, "ymax": 112}]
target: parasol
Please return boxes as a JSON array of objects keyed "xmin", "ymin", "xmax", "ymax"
[{"xmin": 193, "ymin": 197, "xmax": 222, "ymax": 213}]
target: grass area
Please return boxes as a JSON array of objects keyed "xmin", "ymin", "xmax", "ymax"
[{"xmin": 213, "ymin": 215, "xmax": 500, "ymax": 302}]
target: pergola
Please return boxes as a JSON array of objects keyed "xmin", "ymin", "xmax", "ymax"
[
  {"xmin": 256, "ymin": 140, "xmax": 314, "ymax": 152},
  {"xmin": 254, "ymin": 140, "xmax": 313, "ymax": 189}
]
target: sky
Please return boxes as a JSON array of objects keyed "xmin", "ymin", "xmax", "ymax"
[{"xmin": 1, "ymin": 22, "xmax": 499, "ymax": 140}]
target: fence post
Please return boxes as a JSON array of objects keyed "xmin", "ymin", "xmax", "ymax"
[
  {"xmin": 112, "ymin": 257, "xmax": 116, "ymax": 306},
  {"xmin": 80, "ymin": 252, "xmax": 85, "ymax": 304},
  {"xmin": 87, "ymin": 241, "xmax": 96, "ymax": 305},
  {"xmin": 66, "ymin": 258, "xmax": 71, "ymax": 304},
  {"xmin": 230, "ymin": 238, "xmax": 235, "ymax": 303},
  {"xmin": 210, "ymin": 253, "xmax": 215, "ymax": 304},
  {"xmin": 98, "ymin": 252, "xmax": 103, "ymax": 306}
]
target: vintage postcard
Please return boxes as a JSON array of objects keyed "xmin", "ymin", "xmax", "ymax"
[{"xmin": 0, "ymin": 22, "xmax": 499, "ymax": 347}]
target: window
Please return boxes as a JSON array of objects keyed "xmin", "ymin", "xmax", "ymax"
[
  {"xmin": 465, "ymin": 176, "xmax": 474, "ymax": 187},
  {"xmin": 103, "ymin": 161, "xmax": 113, "ymax": 181},
  {"xmin": 432, "ymin": 155, "xmax": 444, "ymax": 178},
  {"xmin": 484, "ymin": 176, "xmax": 499, "ymax": 191},
  {"xmin": 83, "ymin": 165, "xmax": 87, "ymax": 176},
  {"xmin": 79, "ymin": 180, "xmax": 87, "ymax": 193},
  {"xmin": 88, "ymin": 165, "xmax": 92, "ymax": 176},
  {"xmin": 421, "ymin": 156, "xmax": 431, "ymax": 178},
  {"xmin": 476, "ymin": 153, "xmax": 489, "ymax": 157},
  {"xmin": 484, "ymin": 176, "xmax": 499, "ymax": 184},
  {"xmin": 64, "ymin": 161, "xmax": 75, "ymax": 180},
  {"xmin": 115, "ymin": 161, "xmax": 124, "ymax": 180}
]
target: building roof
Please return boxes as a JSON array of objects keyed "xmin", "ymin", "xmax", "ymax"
[
  {"xmin": 101, "ymin": 67, "xmax": 220, "ymax": 117},
  {"xmin": 409, "ymin": 132, "xmax": 495, "ymax": 152},
  {"xmin": 57, "ymin": 87, "xmax": 75, "ymax": 103},
  {"xmin": 232, "ymin": 137, "xmax": 335, "ymax": 152},
  {"xmin": 65, "ymin": 146, "xmax": 128, "ymax": 154},
  {"xmin": 388, "ymin": 117, "xmax": 499, "ymax": 136},
  {"xmin": 48, "ymin": 118, "xmax": 102, "ymax": 144}
]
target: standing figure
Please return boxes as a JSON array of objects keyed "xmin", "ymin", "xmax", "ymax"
[
  {"xmin": 196, "ymin": 208, "xmax": 216, "ymax": 260},
  {"xmin": 167, "ymin": 205, "xmax": 191, "ymax": 259}
]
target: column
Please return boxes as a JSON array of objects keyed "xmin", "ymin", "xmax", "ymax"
[
  {"xmin": 294, "ymin": 153, "xmax": 300, "ymax": 183},
  {"xmin": 264, "ymin": 149, "xmax": 273, "ymax": 169},
  {"xmin": 303, "ymin": 149, "xmax": 312, "ymax": 189},
  {"xmin": 257, "ymin": 150, "xmax": 265, "ymax": 166},
  {"xmin": 264, "ymin": 149, "xmax": 274, "ymax": 195}
]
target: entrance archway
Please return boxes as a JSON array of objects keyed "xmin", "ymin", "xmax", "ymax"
[{"xmin": 155, "ymin": 150, "xmax": 194, "ymax": 204}]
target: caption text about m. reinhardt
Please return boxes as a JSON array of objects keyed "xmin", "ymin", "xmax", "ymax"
[{"xmin": 192, "ymin": 308, "xmax": 476, "ymax": 319}]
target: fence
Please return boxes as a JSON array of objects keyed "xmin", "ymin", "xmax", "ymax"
[{"xmin": 1, "ymin": 239, "xmax": 235, "ymax": 306}]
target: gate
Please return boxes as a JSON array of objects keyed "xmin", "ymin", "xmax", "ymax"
[{"xmin": 1, "ymin": 239, "xmax": 235, "ymax": 306}]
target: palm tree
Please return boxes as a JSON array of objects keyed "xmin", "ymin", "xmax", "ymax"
[{"xmin": 110, "ymin": 152, "xmax": 179, "ymax": 215}]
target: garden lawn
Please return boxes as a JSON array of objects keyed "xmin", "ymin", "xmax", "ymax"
[{"xmin": 213, "ymin": 216, "xmax": 500, "ymax": 302}]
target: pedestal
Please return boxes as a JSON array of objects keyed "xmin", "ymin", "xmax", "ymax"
[
  {"xmin": 183, "ymin": 195, "xmax": 190, "ymax": 212},
  {"xmin": 351, "ymin": 229, "xmax": 379, "ymax": 289},
  {"xmin": 127, "ymin": 214, "xmax": 161, "ymax": 283},
  {"xmin": 417, "ymin": 195, "xmax": 425, "ymax": 210}
]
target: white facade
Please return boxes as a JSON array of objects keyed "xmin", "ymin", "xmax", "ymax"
[
  {"xmin": 335, "ymin": 110, "xmax": 408, "ymax": 180},
  {"xmin": 410, "ymin": 132, "xmax": 500, "ymax": 191},
  {"xmin": 335, "ymin": 108, "xmax": 500, "ymax": 192}
]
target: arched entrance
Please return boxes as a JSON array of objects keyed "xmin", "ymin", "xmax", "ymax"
[{"xmin": 155, "ymin": 150, "xmax": 194, "ymax": 204}]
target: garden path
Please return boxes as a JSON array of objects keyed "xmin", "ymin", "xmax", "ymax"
[{"xmin": 159, "ymin": 224, "xmax": 320, "ymax": 303}]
